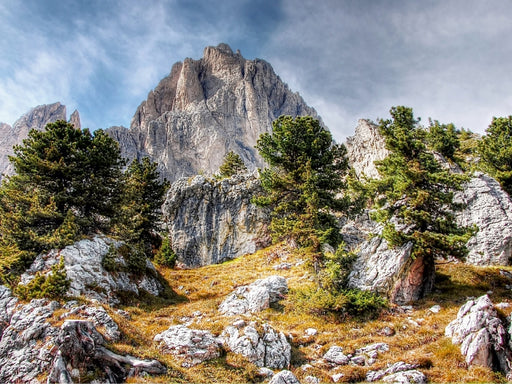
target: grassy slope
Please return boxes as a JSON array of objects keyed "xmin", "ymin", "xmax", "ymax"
[{"xmin": 93, "ymin": 244, "xmax": 512, "ymax": 383}]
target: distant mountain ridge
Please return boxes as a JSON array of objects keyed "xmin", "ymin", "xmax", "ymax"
[
  {"xmin": 0, "ymin": 44, "xmax": 320, "ymax": 183},
  {"xmin": 0, "ymin": 103, "xmax": 80, "ymax": 182}
]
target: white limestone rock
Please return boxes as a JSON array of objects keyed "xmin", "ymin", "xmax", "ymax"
[
  {"xmin": 219, "ymin": 275, "xmax": 288, "ymax": 316},
  {"xmin": 323, "ymin": 346, "xmax": 349, "ymax": 365},
  {"xmin": 0, "ymin": 285, "xmax": 18, "ymax": 335},
  {"xmin": 0, "ymin": 299, "xmax": 60, "ymax": 383},
  {"xmin": 220, "ymin": 321, "xmax": 291, "ymax": 369},
  {"xmin": 345, "ymin": 119, "xmax": 389, "ymax": 180},
  {"xmin": 456, "ymin": 172, "xmax": 512, "ymax": 266},
  {"xmin": 445, "ymin": 295, "xmax": 512, "ymax": 377},
  {"xmin": 20, "ymin": 236, "xmax": 163, "ymax": 305},
  {"xmin": 154, "ymin": 325, "xmax": 221, "ymax": 367},
  {"xmin": 162, "ymin": 172, "xmax": 270, "ymax": 267},
  {"xmin": 269, "ymin": 370, "xmax": 301, "ymax": 384}
]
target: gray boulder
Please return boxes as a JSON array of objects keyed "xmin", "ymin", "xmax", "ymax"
[
  {"xmin": 269, "ymin": 370, "xmax": 301, "ymax": 384},
  {"xmin": 345, "ymin": 215, "xmax": 434, "ymax": 304},
  {"xmin": 367, "ymin": 361, "xmax": 423, "ymax": 382},
  {"xmin": 456, "ymin": 172, "xmax": 512, "ymax": 265},
  {"xmin": 0, "ymin": 298, "xmax": 59, "ymax": 383},
  {"xmin": 219, "ymin": 275, "xmax": 288, "ymax": 316},
  {"xmin": 323, "ymin": 346, "xmax": 349, "ymax": 365},
  {"xmin": 445, "ymin": 295, "xmax": 512, "ymax": 378},
  {"xmin": 154, "ymin": 325, "xmax": 221, "ymax": 367},
  {"xmin": 162, "ymin": 172, "xmax": 270, "ymax": 267},
  {"xmin": 20, "ymin": 236, "xmax": 163, "ymax": 305},
  {"xmin": 220, "ymin": 321, "xmax": 291, "ymax": 369}
]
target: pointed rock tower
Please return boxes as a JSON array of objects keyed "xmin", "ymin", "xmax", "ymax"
[{"xmin": 107, "ymin": 43, "xmax": 321, "ymax": 182}]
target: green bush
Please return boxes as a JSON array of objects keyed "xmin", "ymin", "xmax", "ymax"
[
  {"xmin": 154, "ymin": 237, "xmax": 177, "ymax": 268},
  {"xmin": 291, "ymin": 286, "xmax": 387, "ymax": 319},
  {"xmin": 16, "ymin": 257, "xmax": 70, "ymax": 300},
  {"xmin": 102, "ymin": 243, "xmax": 119, "ymax": 272}
]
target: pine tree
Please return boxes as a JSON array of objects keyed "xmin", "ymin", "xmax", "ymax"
[
  {"xmin": 115, "ymin": 157, "xmax": 169, "ymax": 255},
  {"xmin": 255, "ymin": 115, "xmax": 351, "ymax": 251},
  {"xmin": 368, "ymin": 107, "xmax": 473, "ymax": 290},
  {"xmin": 217, "ymin": 151, "xmax": 247, "ymax": 179},
  {"xmin": 478, "ymin": 116, "xmax": 512, "ymax": 196},
  {"xmin": 0, "ymin": 120, "xmax": 124, "ymax": 273}
]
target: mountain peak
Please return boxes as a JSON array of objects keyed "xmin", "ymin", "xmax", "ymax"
[{"xmin": 111, "ymin": 44, "xmax": 321, "ymax": 182}]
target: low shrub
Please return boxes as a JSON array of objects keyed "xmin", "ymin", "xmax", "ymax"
[
  {"xmin": 154, "ymin": 237, "xmax": 177, "ymax": 268},
  {"xmin": 291, "ymin": 285, "xmax": 386, "ymax": 319},
  {"xmin": 16, "ymin": 257, "xmax": 70, "ymax": 300}
]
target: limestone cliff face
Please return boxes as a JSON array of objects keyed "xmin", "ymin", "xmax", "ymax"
[
  {"xmin": 0, "ymin": 103, "xmax": 80, "ymax": 182},
  {"xmin": 161, "ymin": 172, "xmax": 270, "ymax": 267},
  {"xmin": 344, "ymin": 119, "xmax": 389, "ymax": 179},
  {"xmin": 107, "ymin": 43, "xmax": 321, "ymax": 182}
]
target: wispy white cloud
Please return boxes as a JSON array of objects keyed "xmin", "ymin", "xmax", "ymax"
[{"xmin": 264, "ymin": 0, "xmax": 512, "ymax": 141}]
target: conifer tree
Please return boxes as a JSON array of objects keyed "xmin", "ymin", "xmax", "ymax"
[
  {"xmin": 116, "ymin": 157, "xmax": 169, "ymax": 255},
  {"xmin": 478, "ymin": 116, "xmax": 512, "ymax": 196},
  {"xmin": 255, "ymin": 115, "xmax": 351, "ymax": 252},
  {"xmin": 368, "ymin": 107, "xmax": 472, "ymax": 287},
  {"xmin": 217, "ymin": 151, "xmax": 247, "ymax": 179},
  {"xmin": 0, "ymin": 120, "xmax": 124, "ymax": 272}
]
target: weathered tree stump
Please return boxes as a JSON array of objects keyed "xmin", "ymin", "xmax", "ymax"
[{"xmin": 48, "ymin": 320, "xmax": 165, "ymax": 383}]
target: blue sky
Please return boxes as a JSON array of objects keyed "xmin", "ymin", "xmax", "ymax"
[{"xmin": 1, "ymin": 0, "xmax": 511, "ymax": 141}]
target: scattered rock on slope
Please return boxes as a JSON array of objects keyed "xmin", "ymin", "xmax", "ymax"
[
  {"xmin": 0, "ymin": 287, "xmax": 164, "ymax": 383},
  {"xmin": 220, "ymin": 320, "xmax": 291, "ymax": 369},
  {"xmin": 219, "ymin": 275, "xmax": 288, "ymax": 316},
  {"xmin": 162, "ymin": 173, "xmax": 270, "ymax": 267},
  {"xmin": 445, "ymin": 295, "xmax": 512, "ymax": 379},
  {"xmin": 154, "ymin": 325, "xmax": 221, "ymax": 367}
]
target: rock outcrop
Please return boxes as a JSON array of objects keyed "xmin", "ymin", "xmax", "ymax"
[
  {"xmin": 20, "ymin": 236, "xmax": 164, "ymax": 305},
  {"xmin": 344, "ymin": 213, "xmax": 435, "ymax": 304},
  {"xmin": 0, "ymin": 102, "xmax": 69, "ymax": 181},
  {"xmin": 162, "ymin": 173, "xmax": 270, "ymax": 267},
  {"xmin": 456, "ymin": 172, "xmax": 512, "ymax": 265},
  {"xmin": 0, "ymin": 287, "xmax": 165, "ymax": 383},
  {"xmin": 154, "ymin": 325, "xmax": 221, "ymax": 367},
  {"xmin": 0, "ymin": 295, "xmax": 59, "ymax": 383},
  {"xmin": 219, "ymin": 275, "xmax": 288, "ymax": 316},
  {"xmin": 269, "ymin": 370, "xmax": 300, "ymax": 384},
  {"xmin": 345, "ymin": 119, "xmax": 389, "ymax": 179},
  {"xmin": 445, "ymin": 295, "xmax": 512, "ymax": 379},
  {"xmin": 366, "ymin": 361, "xmax": 426, "ymax": 383},
  {"xmin": 220, "ymin": 321, "xmax": 291, "ymax": 369},
  {"xmin": 106, "ymin": 43, "xmax": 321, "ymax": 182}
]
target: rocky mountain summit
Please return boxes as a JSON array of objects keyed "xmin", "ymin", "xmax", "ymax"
[{"xmin": 107, "ymin": 43, "xmax": 321, "ymax": 182}]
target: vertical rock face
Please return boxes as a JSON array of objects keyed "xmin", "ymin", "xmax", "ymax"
[
  {"xmin": 0, "ymin": 102, "xmax": 67, "ymax": 181},
  {"xmin": 344, "ymin": 119, "xmax": 389, "ymax": 179},
  {"xmin": 162, "ymin": 173, "xmax": 270, "ymax": 267},
  {"xmin": 107, "ymin": 43, "xmax": 321, "ymax": 182},
  {"xmin": 456, "ymin": 172, "xmax": 512, "ymax": 266}
]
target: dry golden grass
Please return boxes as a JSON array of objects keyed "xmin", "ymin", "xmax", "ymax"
[{"xmin": 74, "ymin": 246, "xmax": 512, "ymax": 383}]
